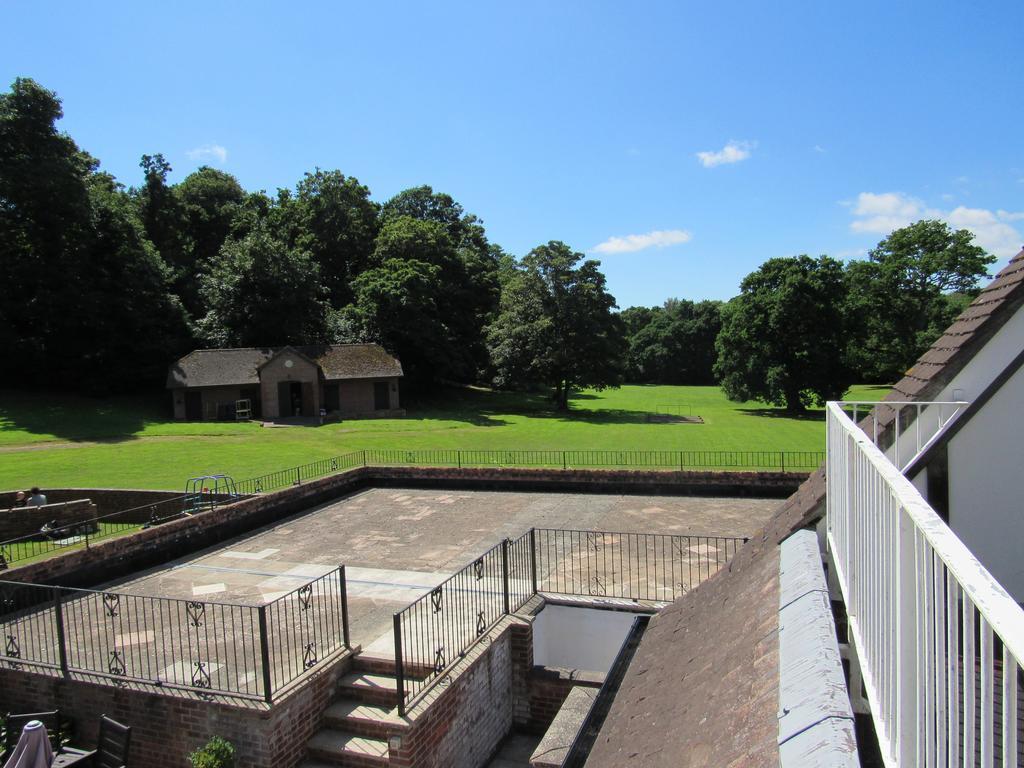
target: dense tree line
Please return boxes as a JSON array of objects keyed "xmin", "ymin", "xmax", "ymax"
[
  {"xmin": 0, "ymin": 78, "xmax": 623, "ymax": 403},
  {"xmin": 0, "ymin": 78, "xmax": 997, "ymax": 410}
]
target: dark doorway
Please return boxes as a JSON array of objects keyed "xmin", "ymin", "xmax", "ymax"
[
  {"xmin": 278, "ymin": 381, "xmax": 304, "ymax": 417},
  {"xmin": 374, "ymin": 381, "xmax": 390, "ymax": 411},
  {"xmin": 185, "ymin": 391, "xmax": 203, "ymax": 420},
  {"xmin": 301, "ymin": 382, "xmax": 315, "ymax": 417},
  {"xmin": 324, "ymin": 383, "xmax": 340, "ymax": 412}
]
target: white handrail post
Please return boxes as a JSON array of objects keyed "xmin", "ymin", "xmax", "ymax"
[{"xmin": 895, "ymin": 503, "xmax": 919, "ymax": 766}]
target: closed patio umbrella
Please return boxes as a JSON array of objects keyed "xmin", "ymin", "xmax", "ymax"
[{"xmin": 3, "ymin": 720, "xmax": 53, "ymax": 768}]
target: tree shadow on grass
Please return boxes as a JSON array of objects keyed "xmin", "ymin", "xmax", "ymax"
[
  {"xmin": 737, "ymin": 407, "xmax": 826, "ymax": 422},
  {"xmin": 0, "ymin": 389, "xmax": 162, "ymax": 443},
  {"xmin": 406, "ymin": 386, "xmax": 662, "ymax": 427}
]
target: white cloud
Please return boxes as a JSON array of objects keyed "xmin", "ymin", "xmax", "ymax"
[
  {"xmin": 695, "ymin": 140, "xmax": 755, "ymax": 168},
  {"xmin": 848, "ymin": 191, "xmax": 1023, "ymax": 258},
  {"xmin": 813, "ymin": 144, "xmax": 826, "ymax": 154},
  {"xmin": 946, "ymin": 207, "xmax": 1023, "ymax": 257},
  {"xmin": 848, "ymin": 192, "xmax": 938, "ymax": 234},
  {"xmin": 592, "ymin": 229, "xmax": 693, "ymax": 255},
  {"xmin": 186, "ymin": 144, "xmax": 228, "ymax": 164}
]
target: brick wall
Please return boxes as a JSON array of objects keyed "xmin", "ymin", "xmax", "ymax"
[
  {"xmin": 369, "ymin": 466, "xmax": 802, "ymax": 497},
  {"xmin": 0, "ymin": 499, "xmax": 96, "ymax": 540},
  {"xmin": 390, "ymin": 618, "xmax": 528, "ymax": 768},
  {"xmin": 0, "ymin": 653, "xmax": 354, "ymax": 768},
  {"xmin": 520, "ymin": 666, "xmax": 604, "ymax": 735},
  {"xmin": 0, "ymin": 468, "xmax": 375, "ymax": 587},
  {"xmin": 0, "ymin": 489, "xmax": 181, "ymax": 521}
]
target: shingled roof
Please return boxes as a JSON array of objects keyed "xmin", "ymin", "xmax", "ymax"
[
  {"xmin": 166, "ymin": 344, "xmax": 403, "ymax": 389},
  {"xmin": 587, "ymin": 249, "xmax": 1024, "ymax": 766}
]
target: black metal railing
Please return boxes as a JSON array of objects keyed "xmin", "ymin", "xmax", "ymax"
[
  {"xmin": 0, "ymin": 495, "xmax": 195, "ymax": 570},
  {"xmin": 363, "ymin": 448, "xmax": 823, "ymax": 472},
  {"xmin": 0, "ymin": 567, "xmax": 351, "ymax": 702},
  {"xmin": 392, "ymin": 526, "xmax": 748, "ymax": 714},
  {"xmin": 235, "ymin": 451, "xmax": 366, "ymax": 495},
  {"xmin": 392, "ymin": 537, "xmax": 536, "ymax": 713},
  {"xmin": 533, "ymin": 528, "xmax": 747, "ymax": 602}
]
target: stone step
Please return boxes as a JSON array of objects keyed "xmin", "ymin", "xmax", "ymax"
[
  {"xmin": 306, "ymin": 729, "xmax": 389, "ymax": 767},
  {"xmin": 324, "ymin": 700, "xmax": 408, "ymax": 740},
  {"xmin": 338, "ymin": 671, "xmax": 402, "ymax": 707}
]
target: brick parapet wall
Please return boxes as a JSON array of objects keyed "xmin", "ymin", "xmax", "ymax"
[
  {"xmin": 369, "ymin": 466, "xmax": 802, "ymax": 497},
  {"xmin": 0, "ymin": 500, "xmax": 96, "ymax": 541},
  {"xmin": 2, "ymin": 465, "xmax": 792, "ymax": 589},
  {"xmin": 0, "ymin": 652, "xmax": 354, "ymax": 768},
  {"xmin": 1, "ymin": 468, "xmax": 375, "ymax": 587}
]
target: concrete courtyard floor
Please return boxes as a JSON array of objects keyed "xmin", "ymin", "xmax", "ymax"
[
  {"xmin": 3, "ymin": 488, "xmax": 780, "ymax": 697},
  {"xmin": 111, "ymin": 488, "xmax": 779, "ymax": 650}
]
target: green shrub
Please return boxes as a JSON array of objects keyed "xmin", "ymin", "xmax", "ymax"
[{"xmin": 188, "ymin": 736, "xmax": 236, "ymax": 768}]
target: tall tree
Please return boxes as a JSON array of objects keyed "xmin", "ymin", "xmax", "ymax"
[
  {"xmin": 136, "ymin": 153, "xmax": 193, "ymax": 307},
  {"xmin": 714, "ymin": 255, "xmax": 851, "ymax": 412},
  {"xmin": 487, "ymin": 241, "xmax": 626, "ymax": 410},
  {"xmin": 73, "ymin": 174, "xmax": 191, "ymax": 390},
  {"xmin": 623, "ymin": 299, "xmax": 723, "ymax": 384},
  {"xmin": 381, "ymin": 186, "xmax": 501, "ymax": 378},
  {"xmin": 281, "ymin": 169, "xmax": 379, "ymax": 307},
  {"xmin": 0, "ymin": 78, "xmax": 95, "ymax": 379},
  {"xmin": 196, "ymin": 225, "xmax": 330, "ymax": 347},
  {"xmin": 845, "ymin": 220, "xmax": 995, "ymax": 381}
]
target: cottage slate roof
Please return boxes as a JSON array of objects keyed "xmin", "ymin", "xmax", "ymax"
[
  {"xmin": 166, "ymin": 344, "xmax": 403, "ymax": 389},
  {"xmin": 587, "ymin": 249, "xmax": 1024, "ymax": 766}
]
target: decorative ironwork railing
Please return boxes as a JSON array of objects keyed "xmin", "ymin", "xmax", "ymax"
[
  {"xmin": 392, "ymin": 526, "xmax": 748, "ymax": 715},
  {"xmin": 0, "ymin": 567, "xmax": 350, "ymax": 702},
  {"xmin": 826, "ymin": 401, "xmax": 1024, "ymax": 767}
]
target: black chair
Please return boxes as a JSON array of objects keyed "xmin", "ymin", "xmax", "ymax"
[
  {"xmin": 2, "ymin": 709, "xmax": 66, "ymax": 760},
  {"xmin": 56, "ymin": 714, "xmax": 131, "ymax": 768}
]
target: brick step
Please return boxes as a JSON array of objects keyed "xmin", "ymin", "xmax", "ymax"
[
  {"xmin": 305, "ymin": 729, "xmax": 389, "ymax": 767},
  {"xmin": 324, "ymin": 700, "xmax": 408, "ymax": 740},
  {"xmin": 338, "ymin": 672, "xmax": 403, "ymax": 708},
  {"xmin": 353, "ymin": 653, "xmax": 434, "ymax": 679}
]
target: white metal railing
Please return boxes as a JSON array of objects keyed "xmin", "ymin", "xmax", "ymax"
[
  {"xmin": 826, "ymin": 402, "xmax": 1024, "ymax": 767},
  {"xmin": 839, "ymin": 400, "xmax": 969, "ymax": 473}
]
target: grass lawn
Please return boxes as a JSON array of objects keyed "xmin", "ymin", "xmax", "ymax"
[{"xmin": 0, "ymin": 384, "xmax": 889, "ymax": 491}]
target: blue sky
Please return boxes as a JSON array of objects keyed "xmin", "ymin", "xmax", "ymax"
[{"xmin": 4, "ymin": 1, "xmax": 1022, "ymax": 308}]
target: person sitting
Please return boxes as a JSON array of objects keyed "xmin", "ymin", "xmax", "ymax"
[
  {"xmin": 27, "ymin": 487, "xmax": 47, "ymax": 506},
  {"xmin": 12, "ymin": 490, "xmax": 27, "ymax": 508}
]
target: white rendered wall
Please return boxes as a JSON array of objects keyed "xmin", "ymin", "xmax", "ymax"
[
  {"xmin": 946, "ymin": 361, "xmax": 1024, "ymax": 601},
  {"xmin": 531, "ymin": 605, "xmax": 638, "ymax": 674}
]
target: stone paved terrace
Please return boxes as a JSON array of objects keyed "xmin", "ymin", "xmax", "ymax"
[{"xmin": 2, "ymin": 488, "xmax": 779, "ymax": 698}]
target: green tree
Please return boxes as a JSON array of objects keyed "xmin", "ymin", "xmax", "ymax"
[
  {"xmin": 845, "ymin": 220, "xmax": 995, "ymax": 381},
  {"xmin": 0, "ymin": 78, "xmax": 95, "ymax": 378},
  {"xmin": 73, "ymin": 174, "xmax": 191, "ymax": 390},
  {"xmin": 197, "ymin": 225, "xmax": 330, "ymax": 347},
  {"xmin": 714, "ymin": 255, "xmax": 852, "ymax": 413},
  {"xmin": 136, "ymin": 153, "xmax": 194, "ymax": 308},
  {"xmin": 623, "ymin": 299, "xmax": 723, "ymax": 384},
  {"xmin": 381, "ymin": 186, "xmax": 501, "ymax": 378},
  {"xmin": 345, "ymin": 216, "xmax": 473, "ymax": 383},
  {"xmin": 281, "ymin": 169, "xmax": 379, "ymax": 307},
  {"xmin": 487, "ymin": 241, "xmax": 626, "ymax": 410}
]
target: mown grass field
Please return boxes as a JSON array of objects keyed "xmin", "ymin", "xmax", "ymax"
[{"xmin": 0, "ymin": 384, "xmax": 889, "ymax": 491}]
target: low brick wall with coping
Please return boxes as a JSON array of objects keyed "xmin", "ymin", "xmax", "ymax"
[
  {"xmin": 0, "ymin": 489, "xmax": 184, "ymax": 523},
  {"xmin": 0, "ymin": 649, "xmax": 356, "ymax": 768},
  {"xmin": 0, "ymin": 499, "xmax": 97, "ymax": 541}
]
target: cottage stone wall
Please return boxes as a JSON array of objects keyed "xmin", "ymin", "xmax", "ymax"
[{"xmin": 259, "ymin": 353, "xmax": 320, "ymax": 419}]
